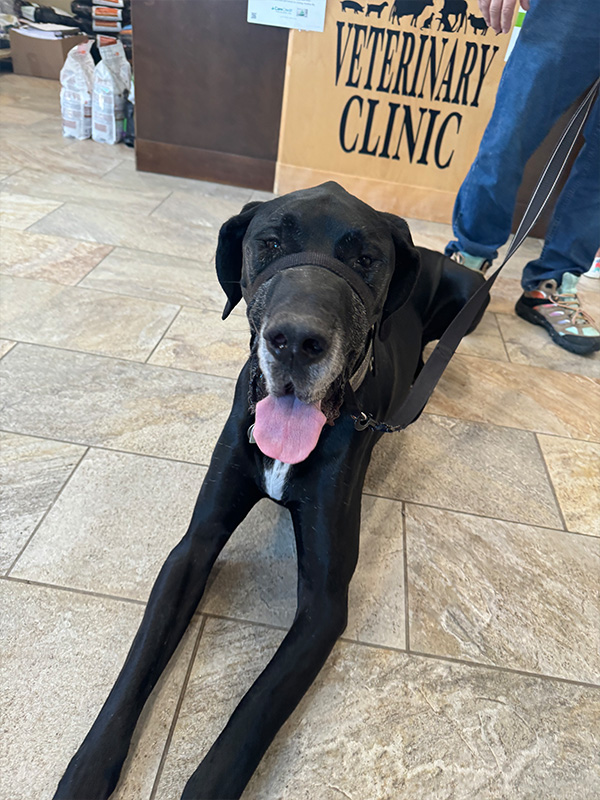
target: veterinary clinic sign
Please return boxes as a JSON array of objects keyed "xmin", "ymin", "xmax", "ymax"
[{"xmin": 276, "ymin": 0, "xmax": 515, "ymax": 222}]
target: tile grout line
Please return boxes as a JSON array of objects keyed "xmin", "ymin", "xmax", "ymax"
[
  {"xmin": 0, "ymin": 340, "xmax": 238, "ymax": 380},
  {"xmin": 14, "ymin": 235, "xmax": 220, "ymax": 263},
  {"xmin": 533, "ymin": 432, "xmax": 570, "ymax": 532},
  {"xmin": 0, "ymin": 335, "xmax": 188, "ymax": 370},
  {"xmin": 99, "ymin": 157, "xmax": 147, "ymax": 183},
  {"xmin": 26, "ymin": 201, "xmax": 220, "ymax": 250},
  {"xmin": 74, "ymin": 245, "xmax": 116, "ymax": 288},
  {"xmin": 356, "ymin": 642, "xmax": 600, "ymax": 690},
  {"xmin": 148, "ymin": 614, "xmax": 207, "ymax": 800},
  {"xmin": 1, "ymin": 179, "xmax": 168, "ymax": 218},
  {"xmin": 0, "ymin": 427, "xmax": 212, "ymax": 469},
  {"xmin": 1, "ymin": 269, "xmax": 184, "ymax": 309},
  {"xmin": 362, "ymin": 492, "xmax": 599, "ymax": 540},
  {"xmin": 402, "ymin": 502, "xmax": 410, "ymax": 653},
  {"xmin": 0, "ymin": 321, "xmax": 239, "ymax": 368},
  {"xmin": 21, "ymin": 200, "xmax": 66, "ymax": 233},
  {"xmin": 1, "ymin": 167, "xmax": 24, "ymax": 179},
  {"xmin": 3, "ymin": 273, "xmax": 594, "ymax": 379},
  {"xmin": 492, "ymin": 311, "xmax": 513, "ymax": 362},
  {"xmin": 144, "ymin": 305, "xmax": 184, "ymax": 365},
  {"xmin": 423, "ymin": 409, "xmax": 599, "ymax": 446},
  {"xmin": 200, "ymin": 612, "xmax": 600, "ymax": 691},
  {"xmin": 2, "ymin": 574, "xmax": 598, "ymax": 691},
  {"xmin": 199, "ymin": 610, "xmax": 288, "ymax": 635},
  {"xmin": 0, "ymin": 226, "xmax": 216, "ymax": 271},
  {"xmin": 1, "ymin": 574, "xmax": 147, "ymax": 608},
  {"xmin": 0, "ymin": 426, "xmax": 597, "ymax": 540},
  {"xmin": 3, "ymin": 338, "xmax": 600, "ymax": 444},
  {"xmin": 0, "ymin": 341, "xmax": 16, "ymax": 361},
  {"xmin": 65, "ymin": 278, "xmax": 240, "ymax": 319},
  {"xmin": 442, "ymin": 349, "xmax": 600, "ymax": 385},
  {"xmin": 147, "ymin": 189, "xmax": 174, "ymax": 219},
  {"xmin": 98, "ymin": 154, "xmax": 134, "ymax": 178},
  {"xmin": 2, "ymin": 342, "xmax": 598, "ymax": 443},
  {"xmin": 5, "ymin": 445, "xmax": 91, "ymax": 577}
]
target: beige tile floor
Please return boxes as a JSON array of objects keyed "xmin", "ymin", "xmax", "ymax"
[{"xmin": 1, "ymin": 73, "xmax": 599, "ymax": 800}]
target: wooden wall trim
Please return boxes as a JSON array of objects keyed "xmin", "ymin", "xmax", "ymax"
[{"xmin": 136, "ymin": 140, "xmax": 277, "ymax": 192}]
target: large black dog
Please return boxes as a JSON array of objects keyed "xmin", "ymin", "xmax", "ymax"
[{"xmin": 54, "ymin": 182, "xmax": 486, "ymax": 799}]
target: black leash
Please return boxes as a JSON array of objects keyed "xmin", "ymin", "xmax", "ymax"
[{"xmin": 352, "ymin": 77, "xmax": 599, "ymax": 434}]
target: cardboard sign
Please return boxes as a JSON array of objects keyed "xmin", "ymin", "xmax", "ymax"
[{"xmin": 276, "ymin": 0, "xmax": 516, "ymax": 222}]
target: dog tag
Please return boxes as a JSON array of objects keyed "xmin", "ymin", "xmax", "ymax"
[{"xmin": 247, "ymin": 423, "xmax": 256, "ymax": 444}]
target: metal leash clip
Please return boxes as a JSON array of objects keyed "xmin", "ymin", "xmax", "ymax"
[{"xmin": 353, "ymin": 412, "xmax": 375, "ymax": 431}]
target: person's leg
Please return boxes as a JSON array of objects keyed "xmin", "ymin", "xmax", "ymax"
[
  {"xmin": 513, "ymin": 96, "xmax": 600, "ymax": 357},
  {"xmin": 521, "ymin": 98, "xmax": 600, "ymax": 288},
  {"xmin": 445, "ymin": 0, "xmax": 600, "ymax": 263}
]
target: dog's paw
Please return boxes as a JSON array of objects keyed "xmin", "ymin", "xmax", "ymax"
[{"xmin": 53, "ymin": 748, "xmax": 123, "ymax": 800}]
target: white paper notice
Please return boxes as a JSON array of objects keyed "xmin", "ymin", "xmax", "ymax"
[{"xmin": 247, "ymin": 0, "xmax": 327, "ymax": 33}]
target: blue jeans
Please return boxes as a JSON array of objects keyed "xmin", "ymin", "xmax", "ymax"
[{"xmin": 445, "ymin": 0, "xmax": 600, "ymax": 291}]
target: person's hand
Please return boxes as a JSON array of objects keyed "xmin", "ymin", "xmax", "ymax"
[{"xmin": 478, "ymin": 0, "xmax": 531, "ymax": 35}]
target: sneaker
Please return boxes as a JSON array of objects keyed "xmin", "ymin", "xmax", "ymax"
[
  {"xmin": 450, "ymin": 250, "xmax": 493, "ymax": 274},
  {"xmin": 515, "ymin": 273, "xmax": 600, "ymax": 355},
  {"xmin": 583, "ymin": 255, "xmax": 600, "ymax": 280}
]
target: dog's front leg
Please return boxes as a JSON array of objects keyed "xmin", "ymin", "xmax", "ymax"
[
  {"xmin": 182, "ymin": 470, "xmax": 364, "ymax": 800},
  {"xmin": 53, "ymin": 402, "xmax": 262, "ymax": 800}
]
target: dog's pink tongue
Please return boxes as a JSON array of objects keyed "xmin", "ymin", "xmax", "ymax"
[{"xmin": 254, "ymin": 395, "xmax": 326, "ymax": 464}]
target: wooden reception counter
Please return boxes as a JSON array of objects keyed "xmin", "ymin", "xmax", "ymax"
[{"xmin": 132, "ymin": 0, "xmax": 288, "ymax": 191}]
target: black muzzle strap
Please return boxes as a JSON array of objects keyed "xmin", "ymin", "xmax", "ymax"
[{"xmin": 245, "ymin": 251, "xmax": 378, "ymax": 325}]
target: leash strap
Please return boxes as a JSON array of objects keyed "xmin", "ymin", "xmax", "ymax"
[{"xmin": 353, "ymin": 78, "xmax": 599, "ymax": 434}]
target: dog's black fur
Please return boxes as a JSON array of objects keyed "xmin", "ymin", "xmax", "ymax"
[{"xmin": 54, "ymin": 183, "xmax": 486, "ymax": 800}]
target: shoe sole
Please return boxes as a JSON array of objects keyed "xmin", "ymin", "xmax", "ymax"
[{"xmin": 515, "ymin": 300, "xmax": 600, "ymax": 355}]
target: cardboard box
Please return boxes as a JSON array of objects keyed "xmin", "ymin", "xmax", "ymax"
[{"xmin": 9, "ymin": 29, "xmax": 88, "ymax": 80}]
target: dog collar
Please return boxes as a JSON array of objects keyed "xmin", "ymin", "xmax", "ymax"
[
  {"xmin": 245, "ymin": 251, "xmax": 378, "ymax": 325},
  {"xmin": 349, "ymin": 330, "xmax": 374, "ymax": 392}
]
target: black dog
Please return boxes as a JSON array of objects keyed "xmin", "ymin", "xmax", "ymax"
[{"xmin": 54, "ymin": 182, "xmax": 486, "ymax": 800}]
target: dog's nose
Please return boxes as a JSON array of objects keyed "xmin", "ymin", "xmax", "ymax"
[{"xmin": 264, "ymin": 320, "xmax": 330, "ymax": 366}]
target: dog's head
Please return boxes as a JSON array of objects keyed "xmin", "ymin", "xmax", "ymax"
[{"xmin": 216, "ymin": 182, "xmax": 420, "ymax": 463}]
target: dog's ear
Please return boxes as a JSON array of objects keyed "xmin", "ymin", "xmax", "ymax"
[
  {"xmin": 216, "ymin": 201, "xmax": 263, "ymax": 319},
  {"xmin": 379, "ymin": 211, "xmax": 421, "ymax": 333}
]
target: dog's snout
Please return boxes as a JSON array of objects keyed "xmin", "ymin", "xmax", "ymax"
[{"xmin": 264, "ymin": 319, "xmax": 330, "ymax": 366}]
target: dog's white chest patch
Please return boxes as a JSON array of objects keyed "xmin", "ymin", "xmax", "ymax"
[{"xmin": 263, "ymin": 460, "xmax": 291, "ymax": 501}]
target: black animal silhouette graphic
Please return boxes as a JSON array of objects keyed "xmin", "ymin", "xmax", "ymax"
[
  {"xmin": 468, "ymin": 12, "xmax": 489, "ymax": 34},
  {"xmin": 389, "ymin": 0, "xmax": 471, "ymax": 31},
  {"xmin": 389, "ymin": 0, "xmax": 432, "ymax": 26},
  {"xmin": 439, "ymin": 0, "xmax": 468, "ymax": 31},
  {"xmin": 366, "ymin": 1, "xmax": 389, "ymax": 18},
  {"xmin": 341, "ymin": 0, "xmax": 364, "ymax": 13},
  {"xmin": 415, "ymin": 0, "xmax": 443, "ymax": 29}
]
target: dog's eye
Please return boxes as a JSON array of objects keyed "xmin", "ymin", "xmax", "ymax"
[
  {"xmin": 263, "ymin": 238, "xmax": 280, "ymax": 251},
  {"xmin": 356, "ymin": 255, "xmax": 372, "ymax": 269}
]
